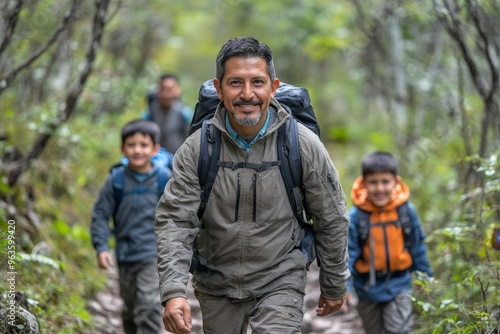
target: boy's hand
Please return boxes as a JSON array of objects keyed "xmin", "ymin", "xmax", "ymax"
[
  {"xmin": 163, "ymin": 297, "xmax": 192, "ymax": 333},
  {"xmin": 97, "ymin": 251, "xmax": 114, "ymax": 269},
  {"xmin": 316, "ymin": 294, "xmax": 346, "ymax": 317}
]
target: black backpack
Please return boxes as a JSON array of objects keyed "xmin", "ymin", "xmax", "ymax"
[
  {"xmin": 110, "ymin": 163, "xmax": 170, "ymax": 218},
  {"xmin": 189, "ymin": 80, "xmax": 321, "ymax": 272},
  {"xmin": 189, "ymin": 80, "xmax": 320, "ymax": 137}
]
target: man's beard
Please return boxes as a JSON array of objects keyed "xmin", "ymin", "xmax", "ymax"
[{"xmin": 232, "ymin": 111, "xmax": 263, "ymax": 126}]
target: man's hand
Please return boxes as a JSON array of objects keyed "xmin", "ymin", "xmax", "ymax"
[
  {"xmin": 340, "ymin": 292, "xmax": 351, "ymax": 313},
  {"xmin": 163, "ymin": 297, "xmax": 192, "ymax": 333},
  {"xmin": 316, "ymin": 294, "xmax": 346, "ymax": 317},
  {"xmin": 97, "ymin": 251, "xmax": 114, "ymax": 270}
]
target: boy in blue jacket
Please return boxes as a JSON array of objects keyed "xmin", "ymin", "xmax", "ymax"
[
  {"xmin": 91, "ymin": 119, "xmax": 170, "ymax": 334},
  {"xmin": 344, "ymin": 151, "xmax": 432, "ymax": 334}
]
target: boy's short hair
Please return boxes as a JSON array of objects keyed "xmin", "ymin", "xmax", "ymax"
[
  {"xmin": 361, "ymin": 151, "xmax": 399, "ymax": 177},
  {"xmin": 121, "ymin": 119, "xmax": 161, "ymax": 145},
  {"xmin": 159, "ymin": 73, "xmax": 179, "ymax": 84}
]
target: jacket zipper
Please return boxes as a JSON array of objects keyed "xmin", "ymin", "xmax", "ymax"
[
  {"xmin": 235, "ymin": 173, "xmax": 241, "ymax": 221},
  {"xmin": 252, "ymin": 174, "xmax": 257, "ymax": 222}
]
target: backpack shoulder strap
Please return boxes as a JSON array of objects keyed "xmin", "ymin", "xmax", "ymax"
[
  {"xmin": 110, "ymin": 164, "xmax": 126, "ymax": 206},
  {"xmin": 277, "ymin": 118, "xmax": 308, "ymax": 227},
  {"xmin": 112, "ymin": 162, "xmax": 170, "ymax": 206},
  {"xmin": 278, "ymin": 118, "xmax": 318, "ymax": 269},
  {"xmin": 156, "ymin": 167, "xmax": 170, "ymax": 199},
  {"xmin": 397, "ymin": 201, "xmax": 412, "ymax": 248},
  {"xmin": 356, "ymin": 203, "xmax": 411, "ymax": 249},
  {"xmin": 197, "ymin": 119, "xmax": 221, "ymax": 220},
  {"xmin": 356, "ymin": 208, "xmax": 371, "ymax": 248},
  {"xmin": 110, "ymin": 164, "xmax": 126, "ymax": 219}
]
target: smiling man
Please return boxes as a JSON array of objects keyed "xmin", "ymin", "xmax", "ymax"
[
  {"xmin": 214, "ymin": 56, "xmax": 279, "ymax": 137},
  {"xmin": 154, "ymin": 37, "xmax": 350, "ymax": 334}
]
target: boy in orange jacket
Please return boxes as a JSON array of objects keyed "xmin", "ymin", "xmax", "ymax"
[{"xmin": 344, "ymin": 151, "xmax": 432, "ymax": 334}]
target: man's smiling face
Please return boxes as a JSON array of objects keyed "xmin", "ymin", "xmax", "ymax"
[{"xmin": 214, "ymin": 56, "xmax": 279, "ymax": 138}]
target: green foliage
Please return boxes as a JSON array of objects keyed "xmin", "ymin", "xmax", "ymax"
[
  {"xmin": 18, "ymin": 252, "xmax": 63, "ymax": 270},
  {"xmin": 0, "ymin": 109, "xmax": 122, "ymax": 332},
  {"xmin": 0, "ymin": 208, "xmax": 107, "ymax": 333},
  {"xmin": 412, "ymin": 151, "xmax": 500, "ymax": 333},
  {"xmin": 1, "ymin": 0, "xmax": 500, "ymax": 332},
  {"xmin": 13, "ymin": 257, "xmax": 93, "ymax": 333},
  {"xmin": 327, "ymin": 126, "xmax": 349, "ymax": 143}
]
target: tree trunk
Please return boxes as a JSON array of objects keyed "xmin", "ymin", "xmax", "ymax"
[{"xmin": 7, "ymin": 0, "xmax": 110, "ymax": 187}]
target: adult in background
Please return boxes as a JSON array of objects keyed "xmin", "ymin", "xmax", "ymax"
[
  {"xmin": 143, "ymin": 73, "xmax": 193, "ymax": 153},
  {"xmin": 155, "ymin": 37, "xmax": 350, "ymax": 333}
]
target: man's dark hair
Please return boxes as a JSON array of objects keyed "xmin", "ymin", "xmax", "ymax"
[
  {"xmin": 121, "ymin": 119, "xmax": 161, "ymax": 145},
  {"xmin": 361, "ymin": 151, "xmax": 399, "ymax": 177},
  {"xmin": 159, "ymin": 73, "xmax": 179, "ymax": 84},
  {"xmin": 215, "ymin": 37, "xmax": 276, "ymax": 83}
]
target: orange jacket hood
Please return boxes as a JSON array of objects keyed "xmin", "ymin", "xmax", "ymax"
[{"xmin": 350, "ymin": 176, "xmax": 410, "ymax": 213}]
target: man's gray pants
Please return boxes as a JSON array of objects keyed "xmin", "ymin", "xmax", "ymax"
[
  {"xmin": 118, "ymin": 258, "xmax": 162, "ymax": 334},
  {"xmin": 195, "ymin": 287, "xmax": 304, "ymax": 334}
]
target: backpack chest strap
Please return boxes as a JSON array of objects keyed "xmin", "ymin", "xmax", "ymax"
[{"xmin": 217, "ymin": 160, "xmax": 280, "ymax": 171}]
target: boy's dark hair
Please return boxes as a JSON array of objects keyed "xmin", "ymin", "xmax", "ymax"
[
  {"xmin": 215, "ymin": 37, "xmax": 276, "ymax": 83},
  {"xmin": 361, "ymin": 151, "xmax": 399, "ymax": 177},
  {"xmin": 159, "ymin": 73, "xmax": 179, "ymax": 84},
  {"xmin": 121, "ymin": 119, "xmax": 161, "ymax": 145}
]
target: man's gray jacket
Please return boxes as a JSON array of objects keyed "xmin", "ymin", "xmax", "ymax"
[{"xmin": 155, "ymin": 98, "xmax": 350, "ymax": 304}]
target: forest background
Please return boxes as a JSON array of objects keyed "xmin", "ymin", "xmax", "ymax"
[{"xmin": 0, "ymin": 0, "xmax": 499, "ymax": 333}]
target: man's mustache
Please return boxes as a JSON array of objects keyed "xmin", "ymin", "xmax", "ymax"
[{"xmin": 233, "ymin": 99, "xmax": 262, "ymax": 106}]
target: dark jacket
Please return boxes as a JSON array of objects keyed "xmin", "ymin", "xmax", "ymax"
[
  {"xmin": 145, "ymin": 99, "xmax": 192, "ymax": 153},
  {"xmin": 91, "ymin": 165, "xmax": 164, "ymax": 263}
]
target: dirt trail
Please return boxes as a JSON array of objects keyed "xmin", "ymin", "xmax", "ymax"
[{"xmin": 87, "ymin": 262, "xmax": 365, "ymax": 334}]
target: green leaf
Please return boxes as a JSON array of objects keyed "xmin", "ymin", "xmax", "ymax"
[
  {"xmin": 54, "ymin": 220, "xmax": 70, "ymax": 236},
  {"xmin": 18, "ymin": 252, "xmax": 62, "ymax": 270}
]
